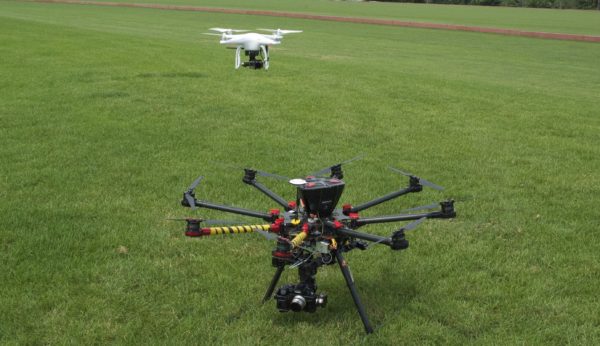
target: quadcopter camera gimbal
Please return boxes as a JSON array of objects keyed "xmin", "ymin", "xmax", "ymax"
[
  {"xmin": 242, "ymin": 49, "xmax": 266, "ymax": 69},
  {"xmin": 174, "ymin": 158, "xmax": 456, "ymax": 334}
]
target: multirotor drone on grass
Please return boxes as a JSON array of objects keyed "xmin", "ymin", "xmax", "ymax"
[
  {"xmin": 204, "ymin": 28, "xmax": 302, "ymax": 70},
  {"xmin": 172, "ymin": 157, "xmax": 456, "ymax": 334}
]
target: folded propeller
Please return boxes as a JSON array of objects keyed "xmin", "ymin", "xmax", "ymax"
[{"xmin": 389, "ymin": 167, "xmax": 444, "ymax": 191}]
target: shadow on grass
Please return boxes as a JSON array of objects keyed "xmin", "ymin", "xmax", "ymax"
[
  {"xmin": 136, "ymin": 72, "xmax": 205, "ymax": 79},
  {"xmin": 89, "ymin": 91, "xmax": 130, "ymax": 99}
]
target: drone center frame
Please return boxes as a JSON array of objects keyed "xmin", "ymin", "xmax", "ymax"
[{"xmin": 297, "ymin": 177, "xmax": 345, "ymax": 217}]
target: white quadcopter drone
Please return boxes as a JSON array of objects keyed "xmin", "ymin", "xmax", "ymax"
[{"xmin": 205, "ymin": 28, "xmax": 302, "ymax": 70}]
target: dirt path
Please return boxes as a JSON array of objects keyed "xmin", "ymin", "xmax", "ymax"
[{"xmin": 33, "ymin": 0, "xmax": 600, "ymax": 42}]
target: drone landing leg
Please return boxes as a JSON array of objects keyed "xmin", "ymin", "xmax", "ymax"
[
  {"xmin": 334, "ymin": 250, "xmax": 374, "ymax": 334},
  {"xmin": 263, "ymin": 265, "xmax": 285, "ymax": 303},
  {"xmin": 235, "ymin": 46, "xmax": 241, "ymax": 69}
]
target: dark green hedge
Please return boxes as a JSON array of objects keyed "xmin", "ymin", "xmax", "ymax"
[{"xmin": 378, "ymin": 0, "xmax": 598, "ymax": 9}]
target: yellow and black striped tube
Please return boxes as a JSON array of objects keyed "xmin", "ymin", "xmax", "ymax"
[
  {"xmin": 290, "ymin": 231, "xmax": 308, "ymax": 248},
  {"xmin": 202, "ymin": 224, "xmax": 270, "ymax": 236}
]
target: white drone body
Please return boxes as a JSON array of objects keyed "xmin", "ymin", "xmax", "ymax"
[{"xmin": 206, "ymin": 28, "xmax": 302, "ymax": 70}]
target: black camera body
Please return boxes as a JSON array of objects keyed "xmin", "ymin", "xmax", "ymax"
[{"xmin": 275, "ymin": 284, "xmax": 327, "ymax": 313}]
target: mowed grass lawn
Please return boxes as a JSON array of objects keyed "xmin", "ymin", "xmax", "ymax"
[
  {"xmin": 1, "ymin": 1, "xmax": 599, "ymax": 344},
  {"xmin": 88, "ymin": 0, "xmax": 600, "ymax": 35}
]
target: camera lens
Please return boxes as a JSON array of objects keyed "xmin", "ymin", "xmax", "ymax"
[{"xmin": 290, "ymin": 295, "xmax": 306, "ymax": 312}]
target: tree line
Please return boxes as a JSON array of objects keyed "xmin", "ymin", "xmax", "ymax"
[{"xmin": 378, "ymin": 0, "xmax": 599, "ymax": 9}]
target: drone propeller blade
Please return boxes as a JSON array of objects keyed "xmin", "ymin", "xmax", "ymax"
[
  {"xmin": 388, "ymin": 167, "xmax": 411, "ymax": 177},
  {"xmin": 183, "ymin": 175, "xmax": 203, "ymax": 210},
  {"xmin": 184, "ymin": 193, "xmax": 197, "ymax": 210},
  {"xmin": 400, "ymin": 202, "xmax": 439, "ymax": 213},
  {"xmin": 402, "ymin": 217, "xmax": 427, "ymax": 232},
  {"xmin": 389, "ymin": 167, "xmax": 444, "ymax": 191},
  {"xmin": 202, "ymin": 33, "xmax": 222, "ymax": 36},
  {"xmin": 366, "ymin": 217, "xmax": 428, "ymax": 249},
  {"xmin": 167, "ymin": 217, "xmax": 253, "ymax": 227},
  {"xmin": 242, "ymin": 166, "xmax": 291, "ymax": 182},
  {"xmin": 187, "ymin": 176, "xmax": 204, "ymax": 191},
  {"xmin": 254, "ymin": 228, "xmax": 279, "ymax": 241},
  {"xmin": 209, "ymin": 27, "xmax": 248, "ymax": 33},
  {"xmin": 209, "ymin": 27, "xmax": 230, "ymax": 33},
  {"xmin": 214, "ymin": 161, "xmax": 289, "ymax": 181},
  {"xmin": 254, "ymin": 169, "xmax": 290, "ymax": 182},
  {"xmin": 417, "ymin": 177, "xmax": 444, "ymax": 191},
  {"xmin": 257, "ymin": 28, "xmax": 303, "ymax": 35},
  {"xmin": 311, "ymin": 154, "xmax": 364, "ymax": 177},
  {"xmin": 280, "ymin": 29, "xmax": 303, "ymax": 34},
  {"xmin": 202, "ymin": 219, "xmax": 249, "ymax": 226}
]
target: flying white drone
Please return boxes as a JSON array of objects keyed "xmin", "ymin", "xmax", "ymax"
[{"xmin": 205, "ymin": 28, "xmax": 302, "ymax": 70}]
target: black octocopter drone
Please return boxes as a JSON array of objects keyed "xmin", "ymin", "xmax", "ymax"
[{"xmin": 174, "ymin": 157, "xmax": 456, "ymax": 334}]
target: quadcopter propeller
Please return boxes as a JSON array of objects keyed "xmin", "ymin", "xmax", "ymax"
[
  {"xmin": 367, "ymin": 217, "xmax": 428, "ymax": 248},
  {"xmin": 210, "ymin": 219, "xmax": 238, "ymax": 226},
  {"xmin": 257, "ymin": 28, "xmax": 303, "ymax": 36},
  {"xmin": 167, "ymin": 217, "xmax": 248, "ymax": 226},
  {"xmin": 389, "ymin": 167, "xmax": 444, "ymax": 191},
  {"xmin": 400, "ymin": 202, "xmax": 440, "ymax": 213},
  {"xmin": 401, "ymin": 216, "xmax": 427, "ymax": 231},
  {"xmin": 183, "ymin": 175, "xmax": 203, "ymax": 210},
  {"xmin": 311, "ymin": 154, "xmax": 364, "ymax": 178},
  {"xmin": 216, "ymin": 161, "xmax": 291, "ymax": 182},
  {"xmin": 203, "ymin": 32, "xmax": 233, "ymax": 41},
  {"xmin": 252, "ymin": 169, "xmax": 290, "ymax": 182},
  {"xmin": 209, "ymin": 28, "xmax": 249, "ymax": 34},
  {"xmin": 254, "ymin": 228, "xmax": 279, "ymax": 241},
  {"xmin": 247, "ymin": 167, "xmax": 310, "ymax": 186}
]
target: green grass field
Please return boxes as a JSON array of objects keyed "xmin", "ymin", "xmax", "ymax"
[
  {"xmin": 1, "ymin": 0, "xmax": 599, "ymax": 344},
  {"xmin": 87, "ymin": 0, "xmax": 600, "ymax": 35}
]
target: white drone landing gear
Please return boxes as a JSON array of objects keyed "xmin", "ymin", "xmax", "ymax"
[
  {"xmin": 235, "ymin": 46, "xmax": 242, "ymax": 69},
  {"xmin": 260, "ymin": 45, "xmax": 269, "ymax": 70}
]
